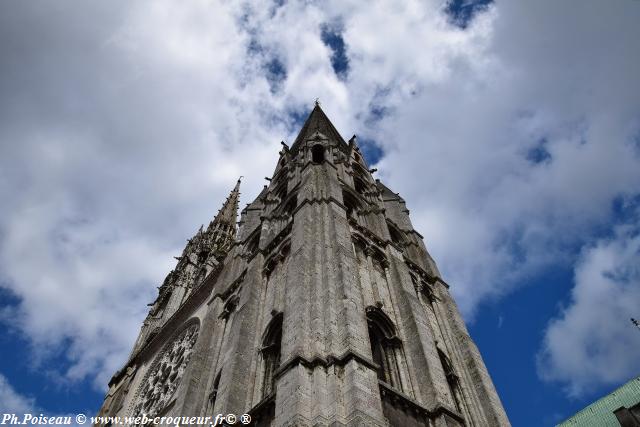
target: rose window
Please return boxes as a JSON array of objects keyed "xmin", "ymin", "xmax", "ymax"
[{"xmin": 132, "ymin": 323, "xmax": 199, "ymax": 416}]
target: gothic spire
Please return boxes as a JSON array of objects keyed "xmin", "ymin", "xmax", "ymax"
[
  {"xmin": 291, "ymin": 102, "xmax": 347, "ymax": 150},
  {"xmin": 210, "ymin": 177, "xmax": 242, "ymax": 228}
]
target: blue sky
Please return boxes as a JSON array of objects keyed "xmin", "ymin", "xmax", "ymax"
[{"xmin": 1, "ymin": 1, "xmax": 639, "ymax": 426}]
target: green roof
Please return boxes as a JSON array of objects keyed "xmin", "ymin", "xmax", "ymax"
[{"xmin": 557, "ymin": 376, "xmax": 640, "ymax": 427}]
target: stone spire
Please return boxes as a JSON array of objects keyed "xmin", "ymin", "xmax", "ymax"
[
  {"xmin": 199, "ymin": 177, "xmax": 241, "ymax": 263},
  {"xmin": 291, "ymin": 102, "xmax": 346, "ymax": 151},
  {"xmin": 209, "ymin": 177, "xmax": 242, "ymax": 230}
]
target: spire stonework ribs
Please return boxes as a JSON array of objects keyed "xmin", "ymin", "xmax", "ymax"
[{"xmin": 97, "ymin": 105, "xmax": 511, "ymax": 427}]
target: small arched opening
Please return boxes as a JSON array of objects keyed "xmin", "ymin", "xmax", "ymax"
[{"xmin": 197, "ymin": 249, "xmax": 209, "ymax": 264}]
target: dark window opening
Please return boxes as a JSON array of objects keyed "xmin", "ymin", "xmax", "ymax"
[
  {"xmin": 311, "ymin": 144, "xmax": 325, "ymax": 163},
  {"xmin": 246, "ymin": 232, "xmax": 261, "ymax": 257},
  {"xmin": 221, "ymin": 296, "xmax": 238, "ymax": 320},
  {"xmin": 262, "ymin": 315, "xmax": 283, "ymax": 398},
  {"xmin": 198, "ymin": 249, "xmax": 209, "ymax": 264},
  {"xmin": 284, "ymin": 194, "xmax": 297, "ymax": 216},
  {"xmin": 354, "ymin": 176, "xmax": 367, "ymax": 195},
  {"xmin": 388, "ymin": 224, "xmax": 404, "ymax": 246},
  {"xmin": 280, "ymin": 242, "xmax": 290, "ymax": 258},
  {"xmin": 438, "ymin": 349, "xmax": 462, "ymax": 412},
  {"xmin": 614, "ymin": 402, "xmax": 640, "ymax": 427},
  {"xmin": 422, "ymin": 284, "xmax": 436, "ymax": 304},
  {"xmin": 367, "ymin": 308, "xmax": 403, "ymax": 391},
  {"xmin": 208, "ymin": 371, "xmax": 221, "ymax": 412},
  {"xmin": 352, "ymin": 161, "xmax": 369, "ymax": 178},
  {"xmin": 264, "ymin": 258, "xmax": 277, "ymax": 279},
  {"xmin": 274, "ymin": 183, "xmax": 287, "ymax": 202},
  {"xmin": 369, "ymin": 323, "xmax": 388, "ymax": 383},
  {"xmin": 342, "ymin": 190, "xmax": 360, "ymax": 220}
]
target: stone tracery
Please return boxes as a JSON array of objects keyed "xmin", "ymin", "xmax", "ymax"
[{"xmin": 132, "ymin": 323, "xmax": 199, "ymax": 416}]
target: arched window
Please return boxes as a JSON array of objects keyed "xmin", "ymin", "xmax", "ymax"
[
  {"xmin": 132, "ymin": 323, "xmax": 200, "ymax": 416},
  {"xmin": 366, "ymin": 307, "xmax": 403, "ymax": 391},
  {"xmin": 261, "ymin": 314, "xmax": 283, "ymax": 397},
  {"xmin": 220, "ymin": 295, "xmax": 238, "ymax": 320},
  {"xmin": 311, "ymin": 144, "xmax": 325, "ymax": 163},
  {"xmin": 246, "ymin": 232, "xmax": 260, "ymax": 258},
  {"xmin": 438, "ymin": 349, "xmax": 463, "ymax": 412},
  {"xmin": 387, "ymin": 223, "xmax": 405, "ymax": 247},
  {"xmin": 274, "ymin": 183, "xmax": 287, "ymax": 202},
  {"xmin": 353, "ymin": 176, "xmax": 367, "ymax": 195},
  {"xmin": 283, "ymin": 194, "xmax": 297, "ymax": 217},
  {"xmin": 342, "ymin": 190, "xmax": 361, "ymax": 220}
]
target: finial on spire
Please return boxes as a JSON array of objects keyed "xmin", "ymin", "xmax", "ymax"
[{"xmin": 315, "ymin": 98, "xmax": 321, "ymax": 107}]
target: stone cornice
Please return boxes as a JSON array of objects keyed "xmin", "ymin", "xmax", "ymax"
[
  {"xmin": 378, "ymin": 380, "xmax": 465, "ymax": 424},
  {"xmin": 275, "ymin": 350, "xmax": 379, "ymax": 380}
]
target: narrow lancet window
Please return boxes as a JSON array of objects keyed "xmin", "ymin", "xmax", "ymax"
[
  {"xmin": 261, "ymin": 314, "xmax": 283, "ymax": 398},
  {"xmin": 366, "ymin": 307, "xmax": 404, "ymax": 391},
  {"xmin": 438, "ymin": 349, "xmax": 463, "ymax": 412},
  {"xmin": 207, "ymin": 371, "xmax": 221, "ymax": 412},
  {"xmin": 284, "ymin": 194, "xmax": 297, "ymax": 217}
]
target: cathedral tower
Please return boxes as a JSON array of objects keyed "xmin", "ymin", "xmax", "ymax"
[{"xmin": 97, "ymin": 104, "xmax": 511, "ymax": 426}]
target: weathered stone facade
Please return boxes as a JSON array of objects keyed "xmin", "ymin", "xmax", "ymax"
[{"xmin": 97, "ymin": 105, "xmax": 511, "ymax": 426}]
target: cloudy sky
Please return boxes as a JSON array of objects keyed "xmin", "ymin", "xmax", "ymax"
[{"xmin": 0, "ymin": 0, "xmax": 639, "ymax": 424}]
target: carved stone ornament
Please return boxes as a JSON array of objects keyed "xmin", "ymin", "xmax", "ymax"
[{"xmin": 132, "ymin": 323, "xmax": 199, "ymax": 416}]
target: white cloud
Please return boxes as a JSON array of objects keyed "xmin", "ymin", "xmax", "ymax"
[
  {"xmin": 538, "ymin": 209, "xmax": 640, "ymax": 397},
  {"xmin": 0, "ymin": 373, "xmax": 36, "ymax": 413},
  {"xmin": 0, "ymin": 374, "xmax": 82, "ymax": 427},
  {"xmin": 340, "ymin": 0, "xmax": 640, "ymax": 316},
  {"xmin": 0, "ymin": 0, "xmax": 638, "ymax": 401},
  {"xmin": 0, "ymin": 0, "xmax": 289, "ymax": 389}
]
